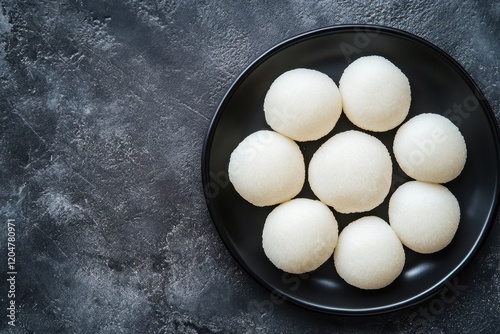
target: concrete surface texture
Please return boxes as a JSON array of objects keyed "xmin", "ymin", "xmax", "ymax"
[{"xmin": 0, "ymin": 0, "xmax": 499, "ymax": 333}]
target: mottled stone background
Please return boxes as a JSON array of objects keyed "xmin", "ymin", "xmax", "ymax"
[{"xmin": 0, "ymin": 0, "xmax": 499, "ymax": 333}]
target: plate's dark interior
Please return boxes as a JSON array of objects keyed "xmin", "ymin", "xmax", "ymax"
[{"xmin": 202, "ymin": 26, "xmax": 499, "ymax": 314}]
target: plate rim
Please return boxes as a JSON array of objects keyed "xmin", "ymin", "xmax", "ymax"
[{"xmin": 201, "ymin": 24, "xmax": 500, "ymax": 315}]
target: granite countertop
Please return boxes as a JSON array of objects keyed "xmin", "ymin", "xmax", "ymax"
[{"xmin": 1, "ymin": 1, "xmax": 499, "ymax": 333}]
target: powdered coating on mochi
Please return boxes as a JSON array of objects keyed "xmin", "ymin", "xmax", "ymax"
[
  {"xmin": 393, "ymin": 113, "xmax": 467, "ymax": 183},
  {"xmin": 262, "ymin": 198, "xmax": 338, "ymax": 274},
  {"xmin": 264, "ymin": 68, "xmax": 342, "ymax": 142},
  {"xmin": 228, "ymin": 130, "xmax": 305, "ymax": 207},
  {"xmin": 339, "ymin": 55, "xmax": 411, "ymax": 132},
  {"xmin": 334, "ymin": 216, "xmax": 405, "ymax": 290},
  {"xmin": 308, "ymin": 130, "xmax": 392, "ymax": 213},
  {"xmin": 389, "ymin": 181, "xmax": 460, "ymax": 254}
]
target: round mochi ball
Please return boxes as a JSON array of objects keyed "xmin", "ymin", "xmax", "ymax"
[
  {"xmin": 262, "ymin": 198, "xmax": 339, "ymax": 274},
  {"xmin": 308, "ymin": 130, "xmax": 392, "ymax": 213},
  {"xmin": 334, "ymin": 216, "xmax": 405, "ymax": 290},
  {"xmin": 339, "ymin": 55, "xmax": 411, "ymax": 132},
  {"xmin": 228, "ymin": 130, "xmax": 305, "ymax": 207},
  {"xmin": 264, "ymin": 68, "xmax": 342, "ymax": 142},
  {"xmin": 389, "ymin": 181, "xmax": 460, "ymax": 254},
  {"xmin": 393, "ymin": 113, "xmax": 467, "ymax": 183}
]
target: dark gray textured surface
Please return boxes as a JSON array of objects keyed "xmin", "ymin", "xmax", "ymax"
[{"xmin": 0, "ymin": 1, "xmax": 499, "ymax": 333}]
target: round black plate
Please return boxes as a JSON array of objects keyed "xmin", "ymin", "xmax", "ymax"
[{"xmin": 202, "ymin": 25, "xmax": 500, "ymax": 315}]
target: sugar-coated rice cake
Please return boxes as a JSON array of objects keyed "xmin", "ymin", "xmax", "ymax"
[
  {"xmin": 262, "ymin": 198, "xmax": 338, "ymax": 274},
  {"xmin": 389, "ymin": 181, "xmax": 460, "ymax": 254},
  {"xmin": 339, "ymin": 55, "xmax": 411, "ymax": 132},
  {"xmin": 264, "ymin": 68, "xmax": 342, "ymax": 141},
  {"xmin": 228, "ymin": 130, "xmax": 305, "ymax": 206},
  {"xmin": 393, "ymin": 113, "xmax": 467, "ymax": 183},
  {"xmin": 334, "ymin": 216, "xmax": 405, "ymax": 290},
  {"xmin": 308, "ymin": 130, "xmax": 392, "ymax": 213}
]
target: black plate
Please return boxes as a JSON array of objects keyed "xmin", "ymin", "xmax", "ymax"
[{"xmin": 201, "ymin": 25, "xmax": 500, "ymax": 315}]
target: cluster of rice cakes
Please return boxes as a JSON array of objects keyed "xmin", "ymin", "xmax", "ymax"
[{"xmin": 228, "ymin": 56, "xmax": 467, "ymax": 290}]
